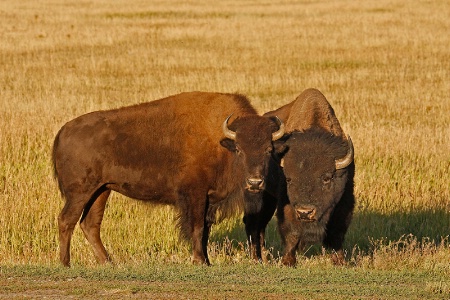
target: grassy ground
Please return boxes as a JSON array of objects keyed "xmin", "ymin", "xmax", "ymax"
[
  {"xmin": 0, "ymin": 0, "xmax": 449, "ymax": 298},
  {"xmin": 1, "ymin": 261, "xmax": 449, "ymax": 299}
]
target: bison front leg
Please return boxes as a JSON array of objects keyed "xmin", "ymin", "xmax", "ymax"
[
  {"xmin": 191, "ymin": 220, "xmax": 211, "ymax": 266},
  {"xmin": 323, "ymin": 231, "xmax": 347, "ymax": 266},
  {"xmin": 79, "ymin": 189, "xmax": 112, "ymax": 264},
  {"xmin": 256, "ymin": 193, "xmax": 278, "ymax": 263},
  {"xmin": 179, "ymin": 190, "xmax": 211, "ymax": 265},
  {"xmin": 280, "ymin": 234, "xmax": 300, "ymax": 266},
  {"xmin": 277, "ymin": 203, "xmax": 301, "ymax": 266},
  {"xmin": 243, "ymin": 193, "xmax": 277, "ymax": 262},
  {"xmin": 323, "ymin": 191, "xmax": 355, "ymax": 266},
  {"xmin": 330, "ymin": 250, "xmax": 346, "ymax": 266},
  {"xmin": 243, "ymin": 214, "xmax": 263, "ymax": 261}
]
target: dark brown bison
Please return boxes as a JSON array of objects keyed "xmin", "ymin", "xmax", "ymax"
[
  {"xmin": 263, "ymin": 88, "xmax": 355, "ymax": 266},
  {"xmin": 53, "ymin": 91, "xmax": 285, "ymax": 266}
]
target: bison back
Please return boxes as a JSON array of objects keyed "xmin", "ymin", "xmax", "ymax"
[{"xmin": 52, "ymin": 91, "xmax": 257, "ymax": 203}]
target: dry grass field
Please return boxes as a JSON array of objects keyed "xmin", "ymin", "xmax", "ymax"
[{"xmin": 0, "ymin": 0, "xmax": 449, "ymax": 298}]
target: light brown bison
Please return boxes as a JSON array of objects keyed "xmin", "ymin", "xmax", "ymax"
[
  {"xmin": 264, "ymin": 88, "xmax": 355, "ymax": 266},
  {"xmin": 53, "ymin": 91, "xmax": 285, "ymax": 266}
]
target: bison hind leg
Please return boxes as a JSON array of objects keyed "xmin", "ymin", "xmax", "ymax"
[
  {"xmin": 79, "ymin": 189, "xmax": 112, "ymax": 265},
  {"xmin": 58, "ymin": 206, "xmax": 79, "ymax": 267},
  {"xmin": 58, "ymin": 190, "xmax": 98, "ymax": 267}
]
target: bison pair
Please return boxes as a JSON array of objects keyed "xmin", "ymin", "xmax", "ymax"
[{"xmin": 53, "ymin": 89, "xmax": 354, "ymax": 267}]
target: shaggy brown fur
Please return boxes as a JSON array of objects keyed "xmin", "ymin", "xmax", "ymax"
[
  {"xmin": 53, "ymin": 91, "xmax": 284, "ymax": 266},
  {"xmin": 263, "ymin": 88, "xmax": 355, "ymax": 266}
]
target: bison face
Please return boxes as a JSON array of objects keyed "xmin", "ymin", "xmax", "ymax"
[
  {"xmin": 220, "ymin": 115, "xmax": 285, "ymax": 194},
  {"xmin": 280, "ymin": 129, "xmax": 353, "ymax": 243}
]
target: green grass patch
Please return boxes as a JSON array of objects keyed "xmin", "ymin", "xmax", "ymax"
[{"xmin": 1, "ymin": 262, "xmax": 449, "ymax": 299}]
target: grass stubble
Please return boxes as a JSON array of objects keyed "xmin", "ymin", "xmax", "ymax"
[{"xmin": 0, "ymin": 0, "xmax": 449, "ymax": 298}]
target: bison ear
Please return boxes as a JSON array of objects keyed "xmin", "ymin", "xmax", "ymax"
[
  {"xmin": 273, "ymin": 143, "xmax": 289, "ymax": 161},
  {"xmin": 271, "ymin": 142, "xmax": 289, "ymax": 166},
  {"xmin": 272, "ymin": 132, "xmax": 290, "ymax": 156},
  {"xmin": 274, "ymin": 143, "xmax": 289, "ymax": 156},
  {"xmin": 220, "ymin": 138, "xmax": 237, "ymax": 152}
]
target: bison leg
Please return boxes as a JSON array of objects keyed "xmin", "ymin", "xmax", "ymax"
[
  {"xmin": 190, "ymin": 198, "xmax": 211, "ymax": 266},
  {"xmin": 257, "ymin": 193, "xmax": 277, "ymax": 262},
  {"xmin": 79, "ymin": 189, "xmax": 112, "ymax": 264},
  {"xmin": 277, "ymin": 203, "xmax": 301, "ymax": 266},
  {"xmin": 191, "ymin": 219, "xmax": 211, "ymax": 266},
  {"xmin": 243, "ymin": 213, "xmax": 262, "ymax": 261},
  {"xmin": 323, "ymin": 229, "xmax": 347, "ymax": 266},
  {"xmin": 178, "ymin": 190, "xmax": 211, "ymax": 265},
  {"xmin": 58, "ymin": 192, "xmax": 91, "ymax": 267},
  {"xmin": 323, "ymin": 192, "xmax": 355, "ymax": 266},
  {"xmin": 330, "ymin": 250, "xmax": 346, "ymax": 266},
  {"xmin": 244, "ymin": 214, "xmax": 272, "ymax": 262},
  {"xmin": 280, "ymin": 235, "xmax": 300, "ymax": 266},
  {"xmin": 243, "ymin": 193, "xmax": 277, "ymax": 262},
  {"xmin": 323, "ymin": 226, "xmax": 346, "ymax": 265},
  {"xmin": 199, "ymin": 219, "xmax": 211, "ymax": 265}
]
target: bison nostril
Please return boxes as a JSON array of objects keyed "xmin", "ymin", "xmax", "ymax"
[
  {"xmin": 295, "ymin": 206, "xmax": 316, "ymax": 221},
  {"xmin": 246, "ymin": 177, "xmax": 264, "ymax": 189}
]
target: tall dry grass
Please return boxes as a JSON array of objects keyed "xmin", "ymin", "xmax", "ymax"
[{"xmin": 0, "ymin": 0, "xmax": 449, "ymax": 267}]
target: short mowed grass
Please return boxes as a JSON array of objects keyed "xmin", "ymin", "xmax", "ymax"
[{"xmin": 0, "ymin": 0, "xmax": 449, "ymax": 298}]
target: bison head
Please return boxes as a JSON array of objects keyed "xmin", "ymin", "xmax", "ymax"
[
  {"xmin": 220, "ymin": 115, "xmax": 285, "ymax": 194},
  {"xmin": 280, "ymin": 129, "xmax": 353, "ymax": 243}
]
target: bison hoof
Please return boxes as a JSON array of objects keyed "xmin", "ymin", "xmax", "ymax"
[
  {"xmin": 192, "ymin": 256, "xmax": 210, "ymax": 266},
  {"xmin": 331, "ymin": 252, "xmax": 346, "ymax": 266},
  {"xmin": 281, "ymin": 255, "xmax": 296, "ymax": 267}
]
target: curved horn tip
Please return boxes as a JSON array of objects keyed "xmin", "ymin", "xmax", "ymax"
[
  {"xmin": 272, "ymin": 116, "xmax": 285, "ymax": 141},
  {"xmin": 335, "ymin": 135, "xmax": 354, "ymax": 170},
  {"xmin": 222, "ymin": 114, "xmax": 236, "ymax": 140}
]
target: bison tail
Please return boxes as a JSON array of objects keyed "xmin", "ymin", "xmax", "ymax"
[{"xmin": 52, "ymin": 129, "xmax": 66, "ymax": 200}]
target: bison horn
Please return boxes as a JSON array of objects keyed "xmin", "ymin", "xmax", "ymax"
[
  {"xmin": 335, "ymin": 135, "xmax": 354, "ymax": 170},
  {"xmin": 222, "ymin": 114, "xmax": 237, "ymax": 140},
  {"xmin": 272, "ymin": 116, "xmax": 285, "ymax": 141}
]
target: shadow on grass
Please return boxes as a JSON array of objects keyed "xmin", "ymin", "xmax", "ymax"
[
  {"xmin": 347, "ymin": 208, "xmax": 450, "ymax": 250},
  {"xmin": 208, "ymin": 208, "xmax": 450, "ymax": 258},
  {"xmin": 208, "ymin": 216, "xmax": 284, "ymax": 257}
]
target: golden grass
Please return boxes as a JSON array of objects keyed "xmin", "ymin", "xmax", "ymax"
[{"xmin": 0, "ymin": 0, "xmax": 449, "ymax": 267}]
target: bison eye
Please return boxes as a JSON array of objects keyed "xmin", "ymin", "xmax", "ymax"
[
  {"xmin": 286, "ymin": 178, "xmax": 292, "ymax": 184},
  {"xmin": 265, "ymin": 146, "xmax": 273, "ymax": 154},
  {"xmin": 322, "ymin": 174, "xmax": 333, "ymax": 184}
]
